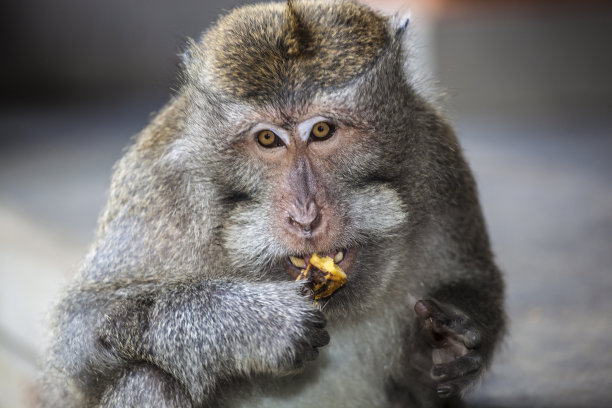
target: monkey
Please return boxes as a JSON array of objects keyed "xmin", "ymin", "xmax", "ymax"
[{"xmin": 40, "ymin": 1, "xmax": 505, "ymax": 407}]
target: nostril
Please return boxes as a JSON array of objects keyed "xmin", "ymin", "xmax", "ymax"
[
  {"xmin": 287, "ymin": 203, "xmax": 321, "ymax": 234},
  {"xmin": 290, "ymin": 219, "xmax": 305, "ymax": 232},
  {"xmin": 288, "ymin": 214, "xmax": 315, "ymax": 232}
]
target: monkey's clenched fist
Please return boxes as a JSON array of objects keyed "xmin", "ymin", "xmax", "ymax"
[{"xmin": 40, "ymin": 1, "xmax": 504, "ymax": 407}]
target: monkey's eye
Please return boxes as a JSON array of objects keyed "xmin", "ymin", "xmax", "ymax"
[
  {"xmin": 310, "ymin": 121, "xmax": 335, "ymax": 141},
  {"xmin": 257, "ymin": 130, "xmax": 283, "ymax": 148}
]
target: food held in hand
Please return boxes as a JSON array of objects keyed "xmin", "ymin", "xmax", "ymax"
[{"xmin": 296, "ymin": 253, "xmax": 347, "ymax": 300}]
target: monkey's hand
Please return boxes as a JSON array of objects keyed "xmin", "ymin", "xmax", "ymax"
[
  {"xmin": 414, "ymin": 299, "xmax": 485, "ymax": 399},
  {"xmin": 97, "ymin": 280, "xmax": 329, "ymax": 403}
]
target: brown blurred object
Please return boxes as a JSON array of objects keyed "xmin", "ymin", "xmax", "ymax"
[{"xmin": 360, "ymin": 0, "xmax": 612, "ymax": 16}]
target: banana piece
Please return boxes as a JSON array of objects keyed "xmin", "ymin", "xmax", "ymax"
[{"xmin": 296, "ymin": 253, "xmax": 347, "ymax": 300}]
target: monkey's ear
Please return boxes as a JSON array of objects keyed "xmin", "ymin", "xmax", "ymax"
[
  {"xmin": 392, "ymin": 10, "xmax": 411, "ymax": 36},
  {"xmin": 180, "ymin": 48, "xmax": 192, "ymax": 67},
  {"xmin": 179, "ymin": 37, "xmax": 200, "ymax": 68},
  {"xmin": 180, "ymin": 38, "xmax": 207, "ymax": 83}
]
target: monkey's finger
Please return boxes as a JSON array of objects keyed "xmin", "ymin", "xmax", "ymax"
[
  {"xmin": 431, "ymin": 335, "xmax": 469, "ymax": 358},
  {"xmin": 421, "ymin": 324, "xmax": 468, "ymax": 360},
  {"xmin": 438, "ymin": 320, "xmax": 481, "ymax": 350},
  {"xmin": 421, "ymin": 316, "xmax": 446, "ymax": 346},
  {"xmin": 308, "ymin": 311, "xmax": 327, "ymax": 329},
  {"xmin": 415, "ymin": 300, "xmax": 451, "ymax": 328},
  {"xmin": 431, "ymin": 351, "xmax": 482, "ymax": 381},
  {"xmin": 415, "ymin": 300, "xmax": 457, "ymax": 342},
  {"xmin": 414, "ymin": 300, "xmax": 481, "ymax": 349},
  {"xmin": 435, "ymin": 370, "xmax": 479, "ymax": 399},
  {"xmin": 310, "ymin": 328, "xmax": 330, "ymax": 348},
  {"xmin": 436, "ymin": 383, "xmax": 459, "ymax": 399},
  {"xmin": 303, "ymin": 347, "xmax": 319, "ymax": 362}
]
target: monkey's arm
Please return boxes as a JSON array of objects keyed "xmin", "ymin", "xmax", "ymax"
[{"xmin": 52, "ymin": 278, "xmax": 328, "ymax": 405}]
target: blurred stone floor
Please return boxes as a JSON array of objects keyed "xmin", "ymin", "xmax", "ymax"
[{"xmin": 1, "ymin": 98, "xmax": 611, "ymax": 407}]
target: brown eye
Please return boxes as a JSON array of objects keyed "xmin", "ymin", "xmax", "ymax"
[
  {"xmin": 257, "ymin": 130, "xmax": 281, "ymax": 148},
  {"xmin": 310, "ymin": 121, "xmax": 334, "ymax": 140}
]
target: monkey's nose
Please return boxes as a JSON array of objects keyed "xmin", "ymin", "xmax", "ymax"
[{"xmin": 287, "ymin": 201, "xmax": 321, "ymax": 237}]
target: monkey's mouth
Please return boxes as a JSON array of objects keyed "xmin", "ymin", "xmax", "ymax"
[{"xmin": 285, "ymin": 248, "xmax": 355, "ymax": 280}]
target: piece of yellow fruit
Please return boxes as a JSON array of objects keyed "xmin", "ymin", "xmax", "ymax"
[{"xmin": 296, "ymin": 253, "xmax": 347, "ymax": 300}]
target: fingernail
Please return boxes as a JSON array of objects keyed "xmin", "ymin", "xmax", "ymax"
[
  {"xmin": 466, "ymin": 331, "xmax": 481, "ymax": 348},
  {"xmin": 437, "ymin": 386, "xmax": 454, "ymax": 398}
]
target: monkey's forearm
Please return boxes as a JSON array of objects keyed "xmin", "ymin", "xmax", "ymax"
[{"xmin": 79, "ymin": 279, "xmax": 325, "ymax": 404}]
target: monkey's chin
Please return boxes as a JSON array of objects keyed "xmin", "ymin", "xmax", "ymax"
[{"xmin": 285, "ymin": 247, "xmax": 357, "ymax": 282}]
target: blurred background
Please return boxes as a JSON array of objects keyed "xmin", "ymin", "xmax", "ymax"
[{"xmin": 1, "ymin": 0, "xmax": 611, "ymax": 407}]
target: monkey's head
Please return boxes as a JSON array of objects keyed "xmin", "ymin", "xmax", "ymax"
[{"xmin": 124, "ymin": 1, "xmax": 455, "ymax": 316}]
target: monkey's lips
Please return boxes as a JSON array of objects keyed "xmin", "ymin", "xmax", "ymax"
[{"xmin": 285, "ymin": 248, "xmax": 356, "ymax": 281}]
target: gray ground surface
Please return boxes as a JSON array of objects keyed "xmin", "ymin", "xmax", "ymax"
[
  {"xmin": 1, "ymin": 100, "xmax": 611, "ymax": 407},
  {"xmin": 458, "ymin": 114, "xmax": 612, "ymax": 407}
]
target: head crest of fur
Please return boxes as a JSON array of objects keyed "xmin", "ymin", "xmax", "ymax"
[
  {"xmin": 198, "ymin": 0, "xmax": 391, "ymax": 104},
  {"xmin": 285, "ymin": 0, "xmax": 311, "ymax": 57}
]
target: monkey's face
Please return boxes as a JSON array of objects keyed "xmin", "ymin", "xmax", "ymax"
[
  {"xmin": 234, "ymin": 113, "xmax": 363, "ymax": 280},
  {"xmin": 195, "ymin": 97, "xmax": 409, "ymax": 313}
]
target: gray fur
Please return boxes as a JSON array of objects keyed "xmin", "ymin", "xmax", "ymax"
[{"xmin": 40, "ymin": 1, "xmax": 505, "ymax": 407}]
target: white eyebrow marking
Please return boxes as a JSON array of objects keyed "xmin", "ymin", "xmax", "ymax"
[
  {"xmin": 297, "ymin": 116, "xmax": 330, "ymax": 142},
  {"xmin": 251, "ymin": 123, "xmax": 291, "ymax": 146}
]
